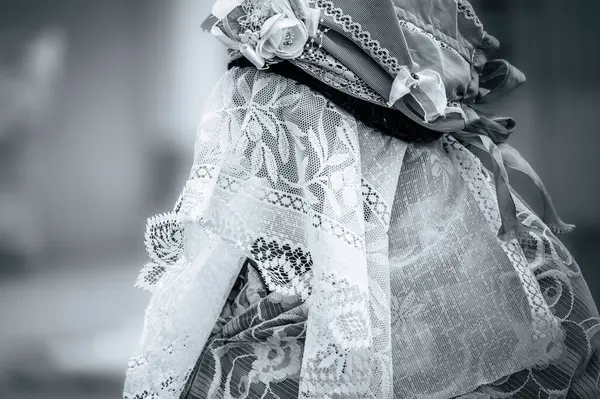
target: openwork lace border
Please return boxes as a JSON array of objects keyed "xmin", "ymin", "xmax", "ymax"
[
  {"xmin": 291, "ymin": 46, "xmax": 389, "ymax": 106},
  {"xmin": 398, "ymin": 19, "xmax": 463, "ymax": 59},
  {"xmin": 138, "ymin": 167, "xmax": 395, "ymax": 293},
  {"xmin": 313, "ymin": 0, "xmax": 404, "ymax": 75},
  {"xmin": 454, "ymin": 0, "xmax": 483, "ymax": 28},
  {"xmin": 208, "ymin": 172, "xmax": 366, "ymax": 250},
  {"xmin": 444, "ymin": 136, "xmax": 561, "ymax": 349},
  {"xmin": 362, "ymin": 179, "xmax": 392, "ymax": 228}
]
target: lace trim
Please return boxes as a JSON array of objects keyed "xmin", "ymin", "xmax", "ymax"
[
  {"xmin": 135, "ymin": 212, "xmax": 184, "ymax": 291},
  {"xmin": 127, "ymin": 66, "xmax": 598, "ymax": 399},
  {"xmin": 250, "ymin": 236, "xmax": 314, "ymax": 294},
  {"xmin": 144, "ymin": 212, "xmax": 183, "ymax": 266},
  {"xmin": 295, "ymin": 45, "xmax": 388, "ymax": 105},
  {"xmin": 190, "ymin": 164, "xmax": 217, "ymax": 180},
  {"xmin": 453, "ymin": 0, "xmax": 483, "ymax": 28},
  {"xmin": 314, "ymin": 0, "xmax": 403, "ymax": 75},
  {"xmin": 137, "ymin": 179, "xmax": 387, "ymax": 309},
  {"xmin": 362, "ymin": 179, "xmax": 391, "ymax": 228},
  {"xmin": 398, "ymin": 19, "xmax": 463, "ymax": 59},
  {"xmin": 126, "ymin": 237, "xmax": 249, "ymax": 399},
  {"xmin": 443, "ymin": 136, "xmax": 561, "ymax": 348},
  {"xmin": 294, "ymin": 61, "xmax": 385, "ymax": 104},
  {"xmin": 208, "ymin": 173, "xmax": 366, "ymax": 250}
]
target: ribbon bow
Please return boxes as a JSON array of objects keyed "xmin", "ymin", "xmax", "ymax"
[{"xmin": 388, "ymin": 66, "xmax": 447, "ymax": 123}]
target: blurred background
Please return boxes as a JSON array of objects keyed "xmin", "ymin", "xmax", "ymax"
[{"xmin": 0, "ymin": 1, "xmax": 597, "ymax": 398}]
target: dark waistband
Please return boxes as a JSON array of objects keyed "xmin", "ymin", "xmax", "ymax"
[{"xmin": 227, "ymin": 59, "xmax": 443, "ymax": 144}]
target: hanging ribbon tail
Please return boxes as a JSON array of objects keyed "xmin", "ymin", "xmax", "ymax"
[
  {"xmin": 476, "ymin": 59, "xmax": 527, "ymax": 104},
  {"xmin": 455, "ymin": 133, "xmax": 520, "ymax": 241},
  {"xmin": 498, "ymin": 144, "xmax": 575, "ymax": 234},
  {"xmin": 388, "ymin": 67, "xmax": 447, "ymax": 123},
  {"xmin": 464, "ymin": 110, "xmax": 516, "ymax": 144}
]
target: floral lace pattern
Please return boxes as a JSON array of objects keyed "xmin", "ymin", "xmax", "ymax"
[
  {"xmin": 250, "ymin": 237, "xmax": 313, "ymax": 297},
  {"xmin": 181, "ymin": 261, "xmax": 307, "ymax": 399},
  {"xmin": 455, "ymin": 197, "xmax": 600, "ymax": 398},
  {"xmin": 125, "ymin": 68, "xmax": 599, "ymax": 399},
  {"xmin": 135, "ymin": 208, "xmax": 185, "ymax": 292}
]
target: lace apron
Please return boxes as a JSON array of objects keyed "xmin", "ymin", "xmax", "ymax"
[{"xmin": 124, "ymin": 68, "xmax": 600, "ymax": 399}]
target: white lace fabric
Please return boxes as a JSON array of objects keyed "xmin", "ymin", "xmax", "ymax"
[{"xmin": 124, "ymin": 67, "xmax": 563, "ymax": 399}]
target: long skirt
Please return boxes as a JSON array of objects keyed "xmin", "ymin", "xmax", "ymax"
[{"xmin": 182, "ymin": 253, "xmax": 600, "ymax": 398}]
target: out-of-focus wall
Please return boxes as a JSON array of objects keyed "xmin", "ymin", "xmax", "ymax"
[
  {"xmin": 0, "ymin": 1, "xmax": 224, "ymax": 398},
  {"xmin": 0, "ymin": 0, "xmax": 224, "ymax": 262},
  {"xmin": 474, "ymin": 0, "xmax": 600, "ymax": 227}
]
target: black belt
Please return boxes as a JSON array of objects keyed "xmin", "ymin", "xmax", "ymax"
[{"xmin": 228, "ymin": 58, "xmax": 443, "ymax": 144}]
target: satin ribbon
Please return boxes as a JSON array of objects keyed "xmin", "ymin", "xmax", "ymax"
[
  {"xmin": 211, "ymin": 25, "xmax": 241, "ymax": 51},
  {"xmin": 477, "ymin": 60, "xmax": 526, "ymax": 104},
  {"xmin": 240, "ymin": 45, "xmax": 266, "ymax": 69},
  {"xmin": 453, "ymin": 54, "xmax": 573, "ymax": 239},
  {"xmin": 205, "ymin": 17, "xmax": 266, "ymax": 69},
  {"xmin": 388, "ymin": 66, "xmax": 447, "ymax": 123},
  {"xmin": 454, "ymin": 119, "xmax": 575, "ymax": 240},
  {"xmin": 305, "ymin": 8, "xmax": 322, "ymax": 38}
]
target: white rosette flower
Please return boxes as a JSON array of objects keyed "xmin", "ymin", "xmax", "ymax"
[
  {"xmin": 255, "ymin": 11, "xmax": 309, "ymax": 61},
  {"xmin": 207, "ymin": 0, "xmax": 321, "ymax": 69}
]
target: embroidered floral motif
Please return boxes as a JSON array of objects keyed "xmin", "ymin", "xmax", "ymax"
[
  {"xmin": 250, "ymin": 237, "xmax": 313, "ymax": 296},
  {"xmin": 249, "ymin": 333, "xmax": 303, "ymax": 385}
]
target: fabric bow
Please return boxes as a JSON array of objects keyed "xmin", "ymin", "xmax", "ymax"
[
  {"xmin": 388, "ymin": 66, "xmax": 447, "ymax": 123},
  {"xmin": 203, "ymin": 0, "xmax": 321, "ymax": 70}
]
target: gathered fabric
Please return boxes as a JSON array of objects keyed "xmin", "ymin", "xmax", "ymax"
[{"xmin": 123, "ymin": 68, "xmax": 600, "ymax": 398}]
